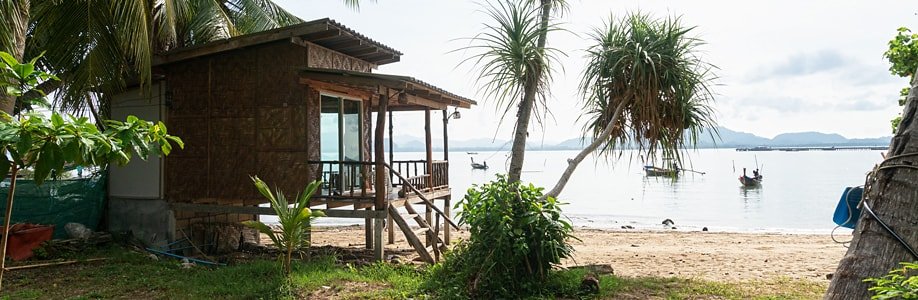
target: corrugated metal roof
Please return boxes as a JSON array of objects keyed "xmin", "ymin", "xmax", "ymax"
[
  {"xmin": 302, "ymin": 68, "xmax": 477, "ymax": 108},
  {"xmin": 154, "ymin": 18, "xmax": 402, "ymax": 66}
]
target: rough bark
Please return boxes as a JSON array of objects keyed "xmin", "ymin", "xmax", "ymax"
[
  {"xmin": 0, "ymin": 0, "xmax": 30, "ymax": 115},
  {"xmin": 543, "ymin": 100, "xmax": 628, "ymax": 200},
  {"xmin": 825, "ymin": 75, "xmax": 918, "ymax": 299},
  {"xmin": 507, "ymin": 0, "xmax": 552, "ymax": 184}
]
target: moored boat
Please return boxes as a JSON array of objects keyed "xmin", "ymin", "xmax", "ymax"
[{"xmin": 644, "ymin": 165, "xmax": 678, "ymax": 177}]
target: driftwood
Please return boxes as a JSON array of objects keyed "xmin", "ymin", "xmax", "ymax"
[{"xmin": 4, "ymin": 258, "xmax": 108, "ymax": 271}]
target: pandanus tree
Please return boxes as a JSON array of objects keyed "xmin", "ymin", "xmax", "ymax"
[
  {"xmin": 464, "ymin": 0, "xmax": 566, "ymax": 185},
  {"xmin": 0, "ymin": 0, "xmax": 308, "ymax": 116},
  {"xmin": 542, "ymin": 12, "xmax": 717, "ymax": 199}
]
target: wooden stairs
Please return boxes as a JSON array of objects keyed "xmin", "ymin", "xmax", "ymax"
[
  {"xmin": 385, "ymin": 163, "xmax": 458, "ymax": 264},
  {"xmin": 388, "ymin": 203, "xmax": 447, "ymax": 263}
]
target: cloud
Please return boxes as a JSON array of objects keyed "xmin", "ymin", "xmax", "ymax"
[
  {"xmin": 746, "ymin": 50, "xmax": 847, "ymax": 81},
  {"xmin": 734, "ymin": 95, "xmax": 807, "ymax": 113},
  {"xmin": 833, "ymin": 99, "xmax": 889, "ymax": 111}
]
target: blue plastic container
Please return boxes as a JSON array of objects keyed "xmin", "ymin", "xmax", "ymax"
[{"xmin": 833, "ymin": 187, "xmax": 863, "ymax": 229}]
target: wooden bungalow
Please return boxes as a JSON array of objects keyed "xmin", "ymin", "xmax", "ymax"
[{"xmin": 107, "ymin": 18, "xmax": 475, "ymax": 262}]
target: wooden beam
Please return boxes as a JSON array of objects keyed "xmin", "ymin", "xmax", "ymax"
[
  {"xmin": 169, "ymin": 202, "xmax": 386, "ymax": 218},
  {"xmin": 401, "ymin": 94, "xmax": 448, "ymax": 110},
  {"xmin": 442, "ymin": 109, "xmax": 449, "ymax": 161},
  {"xmin": 301, "ymin": 79, "xmax": 375, "ymax": 99},
  {"xmin": 300, "ymin": 72, "xmax": 407, "ymax": 91}
]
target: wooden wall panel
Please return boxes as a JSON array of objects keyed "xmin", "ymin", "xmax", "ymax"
[{"xmin": 306, "ymin": 42, "xmax": 375, "ymax": 72}]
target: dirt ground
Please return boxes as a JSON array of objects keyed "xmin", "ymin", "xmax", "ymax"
[{"xmin": 306, "ymin": 226, "xmax": 847, "ymax": 282}]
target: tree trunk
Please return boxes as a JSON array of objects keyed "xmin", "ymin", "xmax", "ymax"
[
  {"xmin": 507, "ymin": 0, "xmax": 552, "ymax": 183},
  {"xmin": 0, "ymin": 0, "xmax": 30, "ymax": 115},
  {"xmin": 0, "ymin": 166, "xmax": 20, "ymax": 291},
  {"xmin": 825, "ymin": 75, "xmax": 918, "ymax": 299},
  {"xmin": 543, "ymin": 100, "xmax": 628, "ymax": 200}
]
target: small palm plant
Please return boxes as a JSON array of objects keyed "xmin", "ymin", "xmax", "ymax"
[{"xmin": 242, "ymin": 176, "xmax": 324, "ymax": 275}]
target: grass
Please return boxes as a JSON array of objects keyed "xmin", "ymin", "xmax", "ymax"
[{"xmin": 0, "ymin": 245, "xmax": 827, "ymax": 299}]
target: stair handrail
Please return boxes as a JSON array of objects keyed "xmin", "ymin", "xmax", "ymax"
[{"xmin": 384, "ymin": 163, "xmax": 459, "ymax": 229}]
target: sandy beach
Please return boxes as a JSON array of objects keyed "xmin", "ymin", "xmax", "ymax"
[{"xmin": 307, "ymin": 226, "xmax": 847, "ymax": 282}]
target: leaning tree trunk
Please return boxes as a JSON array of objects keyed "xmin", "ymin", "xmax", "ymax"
[
  {"xmin": 507, "ymin": 0, "xmax": 553, "ymax": 184},
  {"xmin": 825, "ymin": 74, "xmax": 918, "ymax": 299},
  {"xmin": 0, "ymin": 0, "xmax": 30, "ymax": 115},
  {"xmin": 542, "ymin": 100, "xmax": 628, "ymax": 200}
]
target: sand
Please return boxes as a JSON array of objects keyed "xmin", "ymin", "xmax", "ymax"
[{"xmin": 307, "ymin": 226, "xmax": 848, "ymax": 282}]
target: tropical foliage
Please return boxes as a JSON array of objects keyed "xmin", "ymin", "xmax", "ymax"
[
  {"xmin": 543, "ymin": 12, "xmax": 717, "ymax": 198},
  {"xmin": 884, "ymin": 27, "xmax": 918, "ymax": 132},
  {"xmin": 426, "ymin": 175, "xmax": 575, "ymax": 298},
  {"xmin": 0, "ymin": 0, "xmax": 304, "ymax": 115},
  {"xmin": 0, "ymin": 51, "xmax": 183, "ymax": 290},
  {"xmin": 865, "ymin": 262, "xmax": 918, "ymax": 300},
  {"xmin": 242, "ymin": 177, "xmax": 324, "ymax": 275}
]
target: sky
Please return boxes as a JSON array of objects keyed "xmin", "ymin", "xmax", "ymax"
[{"xmin": 276, "ymin": 0, "xmax": 917, "ymax": 143}]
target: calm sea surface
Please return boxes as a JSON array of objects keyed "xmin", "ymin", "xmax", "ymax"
[{"xmin": 305, "ymin": 148, "xmax": 882, "ymax": 233}]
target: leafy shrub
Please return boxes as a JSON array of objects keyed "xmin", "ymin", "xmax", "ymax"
[
  {"xmin": 866, "ymin": 261, "xmax": 918, "ymax": 300},
  {"xmin": 425, "ymin": 175, "xmax": 577, "ymax": 299},
  {"xmin": 242, "ymin": 177, "xmax": 324, "ymax": 275}
]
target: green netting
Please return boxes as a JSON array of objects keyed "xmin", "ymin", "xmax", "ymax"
[{"xmin": 0, "ymin": 173, "xmax": 106, "ymax": 239}]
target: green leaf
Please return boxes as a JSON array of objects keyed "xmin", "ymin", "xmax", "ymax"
[
  {"xmin": 0, "ymin": 52, "xmax": 17, "ymax": 67},
  {"xmin": 51, "ymin": 113, "xmax": 64, "ymax": 128},
  {"xmin": 0, "ymin": 153, "xmax": 11, "ymax": 178}
]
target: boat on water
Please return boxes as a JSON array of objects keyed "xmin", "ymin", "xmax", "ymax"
[
  {"xmin": 644, "ymin": 165, "xmax": 678, "ymax": 177},
  {"xmin": 470, "ymin": 157, "xmax": 488, "ymax": 170},
  {"xmin": 739, "ymin": 168, "xmax": 763, "ymax": 187}
]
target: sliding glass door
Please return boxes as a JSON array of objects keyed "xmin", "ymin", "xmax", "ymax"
[{"xmin": 320, "ymin": 95, "xmax": 363, "ymax": 192}]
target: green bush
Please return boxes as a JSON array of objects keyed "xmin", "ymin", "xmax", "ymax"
[
  {"xmin": 425, "ymin": 175, "xmax": 577, "ymax": 299},
  {"xmin": 866, "ymin": 261, "xmax": 918, "ymax": 300}
]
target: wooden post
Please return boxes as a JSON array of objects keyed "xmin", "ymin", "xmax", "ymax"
[
  {"xmin": 442, "ymin": 109, "xmax": 449, "ymax": 161},
  {"xmin": 374, "ymin": 218, "xmax": 384, "ymax": 261},
  {"xmin": 388, "ymin": 111, "xmax": 394, "ymax": 167},
  {"xmin": 364, "ymin": 208, "xmax": 373, "ymax": 249},
  {"xmin": 424, "ymin": 109, "xmax": 434, "ymax": 247},
  {"xmin": 387, "ymin": 210, "xmax": 394, "ymax": 244},
  {"xmin": 425, "ymin": 109, "xmax": 433, "ymax": 191},
  {"xmin": 444, "ymin": 195, "xmax": 451, "ymax": 245},
  {"xmin": 373, "ymin": 92, "xmax": 389, "ymax": 262}
]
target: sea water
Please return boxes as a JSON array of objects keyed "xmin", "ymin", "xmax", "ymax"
[{"xmin": 294, "ymin": 148, "xmax": 881, "ymax": 234}]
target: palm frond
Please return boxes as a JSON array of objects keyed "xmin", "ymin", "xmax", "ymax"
[
  {"xmin": 579, "ymin": 12, "xmax": 718, "ymax": 166},
  {"xmin": 458, "ymin": 0, "xmax": 564, "ymax": 127}
]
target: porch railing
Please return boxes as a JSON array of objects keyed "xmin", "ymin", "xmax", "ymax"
[
  {"xmin": 307, "ymin": 160, "xmax": 375, "ymax": 201},
  {"xmin": 390, "ymin": 160, "xmax": 449, "ymax": 192},
  {"xmin": 307, "ymin": 159, "xmax": 449, "ymax": 201}
]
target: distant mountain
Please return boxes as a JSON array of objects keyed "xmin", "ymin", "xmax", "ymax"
[
  {"xmin": 770, "ymin": 132, "xmax": 847, "ymax": 146},
  {"xmin": 697, "ymin": 127, "xmax": 771, "ymax": 147},
  {"xmin": 383, "ymin": 126, "xmax": 890, "ymax": 151}
]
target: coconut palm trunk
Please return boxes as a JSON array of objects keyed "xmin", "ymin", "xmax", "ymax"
[
  {"xmin": 825, "ymin": 74, "xmax": 918, "ymax": 299},
  {"xmin": 0, "ymin": 0, "xmax": 29, "ymax": 114},
  {"xmin": 507, "ymin": 0, "xmax": 553, "ymax": 184}
]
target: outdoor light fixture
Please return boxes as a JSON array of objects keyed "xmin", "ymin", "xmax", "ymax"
[{"xmin": 449, "ymin": 108, "xmax": 461, "ymax": 120}]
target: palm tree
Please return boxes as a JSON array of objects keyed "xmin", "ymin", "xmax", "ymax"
[
  {"xmin": 464, "ymin": 0, "xmax": 565, "ymax": 184},
  {"xmin": 0, "ymin": 0, "xmax": 321, "ymax": 116},
  {"xmin": 825, "ymin": 73, "xmax": 918, "ymax": 299},
  {"xmin": 542, "ymin": 12, "xmax": 717, "ymax": 199}
]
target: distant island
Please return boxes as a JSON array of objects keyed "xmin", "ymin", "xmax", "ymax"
[{"xmin": 385, "ymin": 126, "xmax": 892, "ymax": 152}]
